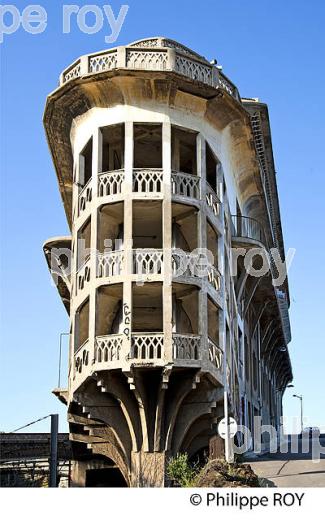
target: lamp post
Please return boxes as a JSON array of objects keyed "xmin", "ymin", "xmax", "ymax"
[
  {"xmin": 275, "ymin": 384, "xmax": 294, "ymax": 442},
  {"xmin": 293, "ymin": 394, "xmax": 303, "ymax": 434}
]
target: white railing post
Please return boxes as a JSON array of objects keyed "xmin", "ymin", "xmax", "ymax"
[
  {"xmin": 123, "ymin": 121, "xmax": 133, "ymax": 359},
  {"xmin": 88, "ymin": 128, "xmax": 102, "ymax": 364},
  {"xmin": 79, "ymin": 55, "xmax": 89, "ymax": 76},
  {"xmin": 162, "ymin": 121, "xmax": 173, "ymax": 363},
  {"xmin": 197, "ymin": 133, "xmax": 208, "ymax": 362}
]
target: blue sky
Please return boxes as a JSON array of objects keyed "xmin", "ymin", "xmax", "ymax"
[{"xmin": 1, "ymin": 0, "xmax": 324, "ymax": 433}]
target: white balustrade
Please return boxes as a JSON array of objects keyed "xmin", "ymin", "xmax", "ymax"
[
  {"xmin": 77, "ymin": 256, "xmax": 91, "ymax": 292},
  {"xmin": 133, "ymin": 169, "xmax": 163, "ymax": 193},
  {"xmin": 126, "ymin": 49, "xmax": 168, "ymax": 70},
  {"xmin": 208, "ymin": 337, "xmax": 223, "ymax": 370},
  {"xmin": 74, "ymin": 340, "xmax": 90, "ymax": 375},
  {"xmin": 172, "ymin": 250, "xmax": 222, "ymax": 295},
  {"xmin": 95, "ymin": 335, "xmax": 123, "ymax": 363},
  {"xmin": 175, "ymin": 55, "xmax": 214, "ymax": 86},
  {"xmin": 171, "ymin": 171, "xmax": 200, "ymax": 200},
  {"xmin": 133, "ymin": 249, "xmax": 163, "ymax": 276},
  {"xmin": 61, "ymin": 39, "xmax": 241, "ymax": 103},
  {"xmin": 219, "ymin": 72, "xmax": 239, "ymax": 99},
  {"xmin": 207, "ymin": 265, "xmax": 221, "ymax": 293},
  {"xmin": 131, "ymin": 333, "xmax": 164, "ymax": 360},
  {"xmin": 63, "ymin": 60, "xmax": 81, "ymax": 83},
  {"xmin": 206, "ymin": 182, "xmax": 221, "ymax": 218},
  {"xmin": 97, "ymin": 251, "xmax": 124, "ymax": 278},
  {"xmin": 98, "ymin": 170, "xmax": 124, "ymax": 197},
  {"xmin": 89, "ymin": 51, "xmax": 118, "ymax": 73},
  {"xmin": 172, "ymin": 334, "xmax": 201, "ymax": 360},
  {"xmin": 78, "ymin": 178, "xmax": 92, "ymax": 216},
  {"xmin": 172, "ymin": 250, "xmax": 194, "ymax": 278}
]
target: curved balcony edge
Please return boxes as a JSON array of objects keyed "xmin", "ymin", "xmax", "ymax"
[{"xmin": 71, "ymin": 332, "xmax": 225, "ymax": 392}]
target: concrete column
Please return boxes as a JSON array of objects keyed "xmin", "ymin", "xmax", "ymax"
[
  {"xmin": 197, "ymin": 133, "xmax": 208, "ymax": 361},
  {"xmin": 70, "ymin": 159, "xmax": 78, "ymax": 391},
  {"xmin": 123, "ymin": 121, "xmax": 133, "ymax": 358},
  {"xmin": 217, "ymin": 167, "xmax": 233, "ymax": 461},
  {"xmin": 162, "ymin": 121, "xmax": 173, "ymax": 362},
  {"xmin": 88, "ymin": 128, "xmax": 102, "ymax": 363}
]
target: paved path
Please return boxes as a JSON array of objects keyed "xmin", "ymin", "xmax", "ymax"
[{"xmin": 246, "ymin": 437, "xmax": 325, "ymax": 487}]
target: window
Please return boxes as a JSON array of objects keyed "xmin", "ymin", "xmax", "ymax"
[
  {"xmin": 101, "ymin": 124, "xmax": 124, "ymax": 172},
  {"xmin": 134, "ymin": 124, "xmax": 162, "ymax": 168},
  {"xmin": 206, "ymin": 142, "xmax": 219, "ymax": 191},
  {"xmin": 172, "ymin": 127, "xmax": 197, "ymax": 174},
  {"xmin": 75, "ymin": 298, "xmax": 89, "ymax": 351},
  {"xmin": 79, "ymin": 138, "xmax": 93, "ymax": 186}
]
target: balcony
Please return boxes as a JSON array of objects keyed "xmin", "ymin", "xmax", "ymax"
[
  {"xmin": 95, "ymin": 334, "xmax": 123, "ymax": 364},
  {"xmin": 133, "ymin": 249, "xmax": 164, "ymax": 277},
  {"xmin": 133, "ymin": 168, "xmax": 163, "ymax": 195},
  {"xmin": 72, "ymin": 332, "xmax": 203, "ymax": 382},
  {"xmin": 131, "ymin": 332, "xmax": 164, "ymax": 361},
  {"xmin": 80, "ymin": 249, "xmax": 222, "ymax": 308},
  {"xmin": 92, "ymin": 332, "xmax": 202, "ymax": 368},
  {"xmin": 72, "ymin": 331, "xmax": 229, "ymax": 392},
  {"xmin": 98, "ymin": 169, "xmax": 125, "ymax": 198},
  {"xmin": 97, "ymin": 250, "xmax": 124, "ymax": 278},
  {"xmin": 172, "ymin": 250, "xmax": 221, "ymax": 295},
  {"xmin": 206, "ymin": 182, "xmax": 221, "ymax": 220},
  {"xmin": 172, "ymin": 333, "xmax": 201, "ymax": 361},
  {"xmin": 78, "ymin": 170, "xmax": 222, "ymax": 221},
  {"xmin": 208, "ymin": 337, "xmax": 223, "ymax": 371},
  {"xmin": 171, "ymin": 171, "xmax": 201, "ymax": 201},
  {"xmin": 74, "ymin": 339, "xmax": 90, "ymax": 384},
  {"xmin": 231, "ymin": 215, "xmax": 267, "ymax": 249},
  {"xmin": 60, "ymin": 38, "xmax": 241, "ymax": 104},
  {"xmin": 77, "ymin": 256, "xmax": 91, "ymax": 293},
  {"xmin": 78, "ymin": 178, "xmax": 92, "ymax": 216}
]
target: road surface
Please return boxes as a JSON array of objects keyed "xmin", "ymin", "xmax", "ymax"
[{"xmin": 246, "ymin": 436, "xmax": 325, "ymax": 487}]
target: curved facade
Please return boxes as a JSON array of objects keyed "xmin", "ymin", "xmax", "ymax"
[{"xmin": 44, "ymin": 37, "xmax": 292, "ymax": 487}]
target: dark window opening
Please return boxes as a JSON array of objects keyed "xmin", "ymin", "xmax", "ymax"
[
  {"xmin": 206, "ymin": 142, "xmax": 218, "ymax": 191},
  {"xmin": 80, "ymin": 138, "xmax": 93, "ymax": 186},
  {"xmin": 75, "ymin": 298, "xmax": 89, "ymax": 351},
  {"xmin": 77, "ymin": 217, "xmax": 91, "ymax": 269},
  {"xmin": 132, "ymin": 283, "xmax": 163, "ymax": 332},
  {"xmin": 172, "ymin": 127, "xmax": 197, "ymax": 175},
  {"xmin": 101, "ymin": 124, "xmax": 125, "ymax": 172},
  {"xmin": 134, "ymin": 124, "xmax": 162, "ymax": 168}
]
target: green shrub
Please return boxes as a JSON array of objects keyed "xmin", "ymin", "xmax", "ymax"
[{"xmin": 167, "ymin": 453, "xmax": 198, "ymax": 487}]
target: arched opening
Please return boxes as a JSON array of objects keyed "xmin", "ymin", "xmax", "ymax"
[{"xmin": 85, "ymin": 466, "xmax": 128, "ymax": 487}]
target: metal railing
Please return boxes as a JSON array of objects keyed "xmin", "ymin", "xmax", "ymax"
[{"xmin": 231, "ymin": 215, "xmax": 267, "ymax": 247}]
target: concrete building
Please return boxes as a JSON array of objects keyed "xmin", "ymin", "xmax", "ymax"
[
  {"xmin": 43, "ymin": 37, "xmax": 292, "ymax": 487},
  {"xmin": 0, "ymin": 433, "xmax": 71, "ymax": 487}
]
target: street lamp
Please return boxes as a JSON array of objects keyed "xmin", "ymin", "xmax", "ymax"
[{"xmin": 292, "ymin": 394, "xmax": 303, "ymax": 434}]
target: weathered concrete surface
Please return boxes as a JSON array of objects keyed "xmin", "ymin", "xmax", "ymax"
[{"xmin": 247, "ymin": 437, "xmax": 325, "ymax": 487}]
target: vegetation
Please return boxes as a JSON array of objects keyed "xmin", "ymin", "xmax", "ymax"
[
  {"xmin": 167, "ymin": 453, "xmax": 198, "ymax": 487},
  {"xmin": 167, "ymin": 454, "xmax": 260, "ymax": 488}
]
